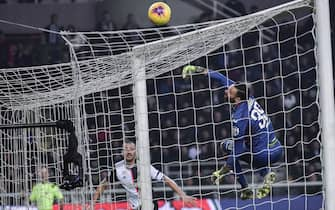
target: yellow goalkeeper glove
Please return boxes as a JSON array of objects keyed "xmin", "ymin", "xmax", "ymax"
[
  {"xmin": 211, "ymin": 165, "xmax": 231, "ymax": 185},
  {"xmin": 182, "ymin": 65, "xmax": 206, "ymax": 79}
]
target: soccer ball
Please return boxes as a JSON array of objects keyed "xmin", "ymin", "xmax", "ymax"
[{"xmin": 148, "ymin": 2, "xmax": 171, "ymax": 26}]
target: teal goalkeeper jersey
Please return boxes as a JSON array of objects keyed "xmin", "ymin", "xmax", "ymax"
[{"xmin": 30, "ymin": 182, "xmax": 63, "ymax": 210}]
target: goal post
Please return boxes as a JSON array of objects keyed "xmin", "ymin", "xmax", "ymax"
[
  {"xmin": 0, "ymin": 0, "xmax": 332, "ymax": 209},
  {"xmin": 315, "ymin": 0, "xmax": 335, "ymax": 209},
  {"xmin": 132, "ymin": 55, "xmax": 153, "ymax": 210}
]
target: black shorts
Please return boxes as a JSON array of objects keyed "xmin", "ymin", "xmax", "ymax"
[{"xmin": 137, "ymin": 201, "xmax": 158, "ymax": 210}]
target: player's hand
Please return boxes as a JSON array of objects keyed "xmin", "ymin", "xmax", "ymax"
[
  {"xmin": 211, "ymin": 167, "xmax": 225, "ymax": 185},
  {"xmin": 84, "ymin": 203, "xmax": 94, "ymax": 210},
  {"xmin": 220, "ymin": 139, "xmax": 233, "ymax": 152},
  {"xmin": 211, "ymin": 165, "xmax": 231, "ymax": 185},
  {"xmin": 180, "ymin": 195, "xmax": 197, "ymax": 207},
  {"xmin": 182, "ymin": 65, "xmax": 206, "ymax": 78}
]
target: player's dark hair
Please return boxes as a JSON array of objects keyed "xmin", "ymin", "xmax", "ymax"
[
  {"xmin": 124, "ymin": 139, "xmax": 136, "ymax": 146},
  {"xmin": 235, "ymin": 83, "xmax": 248, "ymax": 100}
]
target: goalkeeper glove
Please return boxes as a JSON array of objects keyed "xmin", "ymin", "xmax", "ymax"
[
  {"xmin": 182, "ymin": 65, "xmax": 207, "ymax": 78},
  {"xmin": 220, "ymin": 139, "xmax": 233, "ymax": 152},
  {"xmin": 211, "ymin": 164, "xmax": 231, "ymax": 185}
]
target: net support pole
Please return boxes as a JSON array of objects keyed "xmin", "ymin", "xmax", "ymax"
[
  {"xmin": 133, "ymin": 55, "xmax": 153, "ymax": 209},
  {"xmin": 315, "ymin": 0, "xmax": 335, "ymax": 209}
]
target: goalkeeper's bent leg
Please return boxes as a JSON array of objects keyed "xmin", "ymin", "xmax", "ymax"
[
  {"xmin": 256, "ymin": 171, "xmax": 276, "ymax": 199},
  {"xmin": 227, "ymin": 157, "xmax": 248, "ymax": 189}
]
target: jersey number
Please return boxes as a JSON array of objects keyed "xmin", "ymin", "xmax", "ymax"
[{"xmin": 251, "ymin": 102, "xmax": 270, "ymax": 129}]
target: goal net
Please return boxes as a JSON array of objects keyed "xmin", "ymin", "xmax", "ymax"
[{"xmin": 0, "ymin": 0, "xmax": 322, "ymax": 209}]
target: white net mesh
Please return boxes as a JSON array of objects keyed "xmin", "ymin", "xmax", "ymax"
[
  {"xmin": 0, "ymin": 0, "xmax": 323, "ymax": 209},
  {"xmin": 0, "ymin": 0, "xmax": 309, "ymax": 110},
  {"xmin": 0, "ymin": 105, "xmax": 73, "ymax": 205}
]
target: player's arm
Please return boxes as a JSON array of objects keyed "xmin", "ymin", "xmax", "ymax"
[
  {"xmin": 163, "ymin": 176, "xmax": 197, "ymax": 206},
  {"xmin": 150, "ymin": 165, "xmax": 196, "ymax": 206},
  {"xmin": 207, "ymin": 69, "xmax": 235, "ymax": 87},
  {"xmin": 182, "ymin": 65, "xmax": 235, "ymax": 88},
  {"xmin": 29, "ymin": 185, "xmax": 37, "ymax": 203},
  {"xmin": 52, "ymin": 184, "xmax": 64, "ymax": 210},
  {"xmin": 92, "ymin": 178, "xmax": 108, "ymax": 204},
  {"xmin": 93, "ymin": 169, "xmax": 118, "ymax": 204}
]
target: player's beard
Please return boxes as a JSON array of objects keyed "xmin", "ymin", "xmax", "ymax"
[
  {"xmin": 229, "ymin": 97, "xmax": 236, "ymax": 103},
  {"xmin": 224, "ymin": 92, "xmax": 235, "ymax": 103},
  {"xmin": 126, "ymin": 153, "xmax": 135, "ymax": 163},
  {"xmin": 226, "ymin": 95, "xmax": 236, "ymax": 103}
]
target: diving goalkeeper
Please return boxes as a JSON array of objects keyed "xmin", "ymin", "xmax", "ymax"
[{"xmin": 182, "ymin": 65, "xmax": 283, "ymax": 200}]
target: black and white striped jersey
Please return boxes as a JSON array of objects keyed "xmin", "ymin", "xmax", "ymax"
[{"xmin": 109, "ymin": 160, "xmax": 164, "ymax": 209}]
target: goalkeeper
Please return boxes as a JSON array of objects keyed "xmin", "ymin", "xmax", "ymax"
[
  {"xmin": 182, "ymin": 65, "xmax": 283, "ymax": 200},
  {"xmin": 92, "ymin": 140, "xmax": 196, "ymax": 209},
  {"xmin": 30, "ymin": 167, "xmax": 63, "ymax": 210}
]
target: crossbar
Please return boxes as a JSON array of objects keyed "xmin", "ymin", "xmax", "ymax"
[{"xmin": 0, "ymin": 120, "xmax": 73, "ymax": 130}]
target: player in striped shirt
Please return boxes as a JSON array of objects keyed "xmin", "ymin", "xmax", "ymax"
[
  {"xmin": 182, "ymin": 65, "xmax": 283, "ymax": 200},
  {"xmin": 92, "ymin": 140, "xmax": 196, "ymax": 209}
]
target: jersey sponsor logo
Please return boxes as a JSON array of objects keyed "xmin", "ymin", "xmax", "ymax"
[
  {"xmin": 121, "ymin": 170, "xmax": 127, "ymax": 180},
  {"xmin": 233, "ymin": 125, "xmax": 239, "ymax": 137}
]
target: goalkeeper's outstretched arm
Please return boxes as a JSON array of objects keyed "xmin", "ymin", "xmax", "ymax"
[{"xmin": 182, "ymin": 65, "xmax": 235, "ymax": 88}]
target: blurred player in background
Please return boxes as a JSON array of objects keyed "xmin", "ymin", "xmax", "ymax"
[
  {"xmin": 30, "ymin": 167, "xmax": 63, "ymax": 210},
  {"xmin": 92, "ymin": 140, "xmax": 196, "ymax": 210},
  {"xmin": 182, "ymin": 65, "xmax": 283, "ymax": 200}
]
